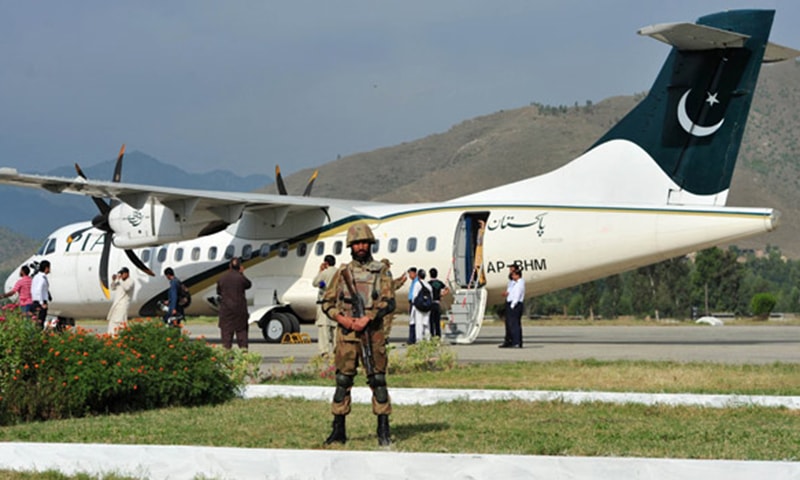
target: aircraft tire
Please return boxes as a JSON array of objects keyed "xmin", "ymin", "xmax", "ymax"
[
  {"xmin": 262, "ymin": 313, "xmax": 291, "ymax": 343},
  {"xmin": 285, "ymin": 312, "xmax": 301, "ymax": 333}
]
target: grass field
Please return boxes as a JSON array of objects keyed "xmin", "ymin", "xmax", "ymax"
[{"xmin": 1, "ymin": 360, "xmax": 798, "ymax": 464}]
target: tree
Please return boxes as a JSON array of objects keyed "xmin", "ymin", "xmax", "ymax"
[
  {"xmin": 691, "ymin": 247, "xmax": 745, "ymax": 314},
  {"xmin": 751, "ymin": 292, "xmax": 777, "ymax": 320}
]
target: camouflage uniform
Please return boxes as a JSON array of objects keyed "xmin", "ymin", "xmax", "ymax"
[
  {"xmin": 322, "ymin": 256, "xmax": 395, "ymax": 415},
  {"xmin": 321, "ymin": 222, "xmax": 396, "ymax": 446}
]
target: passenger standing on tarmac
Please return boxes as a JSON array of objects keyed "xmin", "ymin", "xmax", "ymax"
[
  {"xmin": 1, "ymin": 265, "xmax": 33, "ymax": 318},
  {"xmin": 406, "ymin": 267, "xmax": 418, "ymax": 344},
  {"xmin": 428, "ymin": 267, "xmax": 449, "ymax": 338},
  {"xmin": 312, "ymin": 254, "xmax": 338, "ymax": 356},
  {"xmin": 500, "ymin": 265, "xmax": 525, "ymax": 348},
  {"xmin": 106, "ymin": 267, "xmax": 133, "ymax": 334},
  {"xmin": 321, "ymin": 222, "xmax": 396, "ymax": 446},
  {"xmin": 216, "ymin": 257, "xmax": 252, "ymax": 349},
  {"xmin": 31, "ymin": 260, "xmax": 51, "ymax": 329},
  {"xmin": 163, "ymin": 267, "xmax": 184, "ymax": 327},
  {"xmin": 411, "ymin": 269, "xmax": 433, "ymax": 342}
]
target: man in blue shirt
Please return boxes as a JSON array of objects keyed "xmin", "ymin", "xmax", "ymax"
[{"xmin": 163, "ymin": 267, "xmax": 184, "ymax": 327}]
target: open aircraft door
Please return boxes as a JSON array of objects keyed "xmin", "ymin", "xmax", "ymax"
[{"xmin": 446, "ymin": 212, "xmax": 489, "ymax": 344}]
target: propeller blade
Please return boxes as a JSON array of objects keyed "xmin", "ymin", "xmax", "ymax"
[
  {"xmin": 124, "ymin": 249, "xmax": 155, "ymax": 277},
  {"xmin": 302, "ymin": 170, "xmax": 319, "ymax": 197},
  {"xmin": 74, "ymin": 163, "xmax": 88, "ymax": 180},
  {"xmin": 112, "ymin": 144, "xmax": 125, "ymax": 183},
  {"xmin": 275, "ymin": 165, "xmax": 287, "ymax": 195},
  {"xmin": 75, "ymin": 162, "xmax": 112, "ymax": 215},
  {"xmin": 99, "ymin": 235, "xmax": 111, "ymax": 299}
]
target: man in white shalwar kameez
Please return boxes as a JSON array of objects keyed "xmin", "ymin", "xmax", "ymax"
[
  {"xmin": 410, "ymin": 269, "xmax": 433, "ymax": 343},
  {"xmin": 107, "ymin": 267, "xmax": 134, "ymax": 334}
]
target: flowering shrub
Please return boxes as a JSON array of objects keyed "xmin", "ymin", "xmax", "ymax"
[
  {"xmin": 216, "ymin": 346, "xmax": 264, "ymax": 385},
  {"xmin": 0, "ymin": 313, "xmax": 238, "ymax": 424},
  {"xmin": 389, "ymin": 337, "xmax": 457, "ymax": 373}
]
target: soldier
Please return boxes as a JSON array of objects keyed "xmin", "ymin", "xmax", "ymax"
[{"xmin": 321, "ymin": 222, "xmax": 396, "ymax": 446}]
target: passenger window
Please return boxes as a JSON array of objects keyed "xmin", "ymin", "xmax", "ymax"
[
  {"xmin": 388, "ymin": 238, "xmax": 398, "ymax": 253},
  {"xmin": 208, "ymin": 246, "xmax": 218, "ymax": 261},
  {"xmin": 141, "ymin": 249, "xmax": 151, "ymax": 264},
  {"xmin": 242, "ymin": 244, "xmax": 253, "ymax": 260},
  {"xmin": 191, "ymin": 247, "xmax": 200, "ymax": 261},
  {"xmin": 407, "ymin": 237, "xmax": 417, "ymax": 252},
  {"xmin": 259, "ymin": 243, "xmax": 270, "ymax": 257},
  {"xmin": 333, "ymin": 241, "xmax": 343, "ymax": 255},
  {"xmin": 371, "ymin": 239, "xmax": 380, "ymax": 254},
  {"xmin": 315, "ymin": 242, "xmax": 325, "ymax": 256},
  {"xmin": 224, "ymin": 245, "xmax": 235, "ymax": 260},
  {"xmin": 174, "ymin": 247, "xmax": 184, "ymax": 262},
  {"xmin": 279, "ymin": 242, "xmax": 289, "ymax": 257},
  {"xmin": 426, "ymin": 236, "xmax": 437, "ymax": 252},
  {"xmin": 157, "ymin": 248, "xmax": 167, "ymax": 263},
  {"xmin": 297, "ymin": 242, "xmax": 307, "ymax": 257}
]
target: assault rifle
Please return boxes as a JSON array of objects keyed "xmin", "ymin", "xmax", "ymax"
[{"xmin": 340, "ymin": 268, "xmax": 376, "ymax": 379}]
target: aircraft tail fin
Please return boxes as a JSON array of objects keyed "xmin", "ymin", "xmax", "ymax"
[{"xmin": 453, "ymin": 10, "xmax": 798, "ymax": 207}]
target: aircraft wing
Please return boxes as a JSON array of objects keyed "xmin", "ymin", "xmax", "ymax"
[
  {"xmin": 0, "ymin": 167, "xmax": 362, "ymax": 227},
  {"xmin": 0, "ymin": 166, "xmax": 334, "ymax": 208}
]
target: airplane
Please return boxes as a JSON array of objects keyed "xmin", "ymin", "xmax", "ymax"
[{"xmin": 1, "ymin": 9, "xmax": 797, "ymax": 344}]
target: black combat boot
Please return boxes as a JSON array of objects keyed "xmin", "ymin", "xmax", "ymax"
[
  {"xmin": 324, "ymin": 415, "xmax": 346, "ymax": 445},
  {"xmin": 377, "ymin": 414, "xmax": 391, "ymax": 446}
]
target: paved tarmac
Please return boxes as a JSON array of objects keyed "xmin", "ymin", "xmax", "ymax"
[{"xmin": 181, "ymin": 317, "xmax": 800, "ymax": 369}]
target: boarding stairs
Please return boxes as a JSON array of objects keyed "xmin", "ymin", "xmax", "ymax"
[{"xmin": 443, "ymin": 287, "xmax": 487, "ymax": 344}]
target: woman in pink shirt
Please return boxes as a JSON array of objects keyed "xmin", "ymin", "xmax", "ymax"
[{"xmin": 1, "ymin": 265, "xmax": 33, "ymax": 316}]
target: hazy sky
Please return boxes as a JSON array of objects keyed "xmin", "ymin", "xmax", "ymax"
[{"xmin": 1, "ymin": 1, "xmax": 798, "ymax": 177}]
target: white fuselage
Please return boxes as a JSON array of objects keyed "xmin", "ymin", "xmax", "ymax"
[{"xmin": 6, "ymin": 199, "xmax": 778, "ymax": 322}]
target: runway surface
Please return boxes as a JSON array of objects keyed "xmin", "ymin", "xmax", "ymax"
[{"xmin": 181, "ymin": 318, "xmax": 800, "ymax": 369}]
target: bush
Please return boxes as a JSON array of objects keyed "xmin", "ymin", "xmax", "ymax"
[
  {"xmin": 389, "ymin": 338, "xmax": 457, "ymax": 373},
  {"xmin": 750, "ymin": 292, "xmax": 777, "ymax": 320},
  {"xmin": 0, "ymin": 313, "xmax": 239, "ymax": 424}
]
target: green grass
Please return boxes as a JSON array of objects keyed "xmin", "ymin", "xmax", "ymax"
[
  {"xmin": 275, "ymin": 359, "xmax": 800, "ymax": 396},
  {"xmin": 0, "ymin": 360, "xmax": 798, "ymax": 462},
  {"xmin": 0, "ymin": 397, "xmax": 797, "ymax": 460}
]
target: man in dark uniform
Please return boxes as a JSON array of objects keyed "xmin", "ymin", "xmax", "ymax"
[
  {"xmin": 216, "ymin": 257, "xmax": 252, "ymax": 349},
  {"xmin": 321, "ymin": 222, "xmax": 396, "ymax": 446}
]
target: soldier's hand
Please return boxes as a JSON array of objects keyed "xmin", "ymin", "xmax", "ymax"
[
  {"xmin": 336, "ymin": 313, "xmax": 354, "ymax": 329},
  {"xmin": 351, "ymin": 315, "xmax": 371, "ymax": 332}
]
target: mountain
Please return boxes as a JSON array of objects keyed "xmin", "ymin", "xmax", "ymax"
[
  {"xmin": 46, "ymin": 151, "xmax": 273, "ymax": 192},
  {"xmin": 278, "ymin": 61, "xmax": 800, "ymax": 257},
  {"xmin": 0, "ymin": 227, "xmax": 40, "ymax": 283},
  {"xmin": 0, "ymin": 151, "xmax": 273, "ymax": 240},
  {"xmin": 3, "ymin": 59, "xmax": 799, "ymax": 271}
]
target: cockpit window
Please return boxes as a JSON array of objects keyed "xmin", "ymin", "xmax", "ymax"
[
  {"xmin": 44, "ymin": 238, "xmax": 56, "ymax": 255},
  {"xmin": 36, "ymin": 239, "xmax": 48, "ymax": 256}
]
